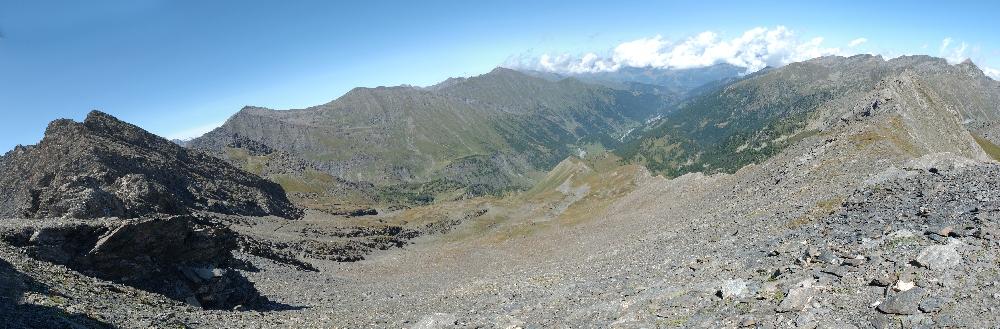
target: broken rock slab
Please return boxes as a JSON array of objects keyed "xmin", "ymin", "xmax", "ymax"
[
  {"xmin": 776, "ymin": 287, "xmax": 814, "ymax": 313},
  {"xmin": 877, "ymin": 287, "xmax": 926, "ymax": 315}
]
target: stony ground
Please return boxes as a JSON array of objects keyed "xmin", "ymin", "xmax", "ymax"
[
  {"xmin": 269, "ymin": 159, "xmax": 999, "ymax": 329},
  {"xmin": 5, "ymin": 151, "xmax": 1000, "ymax": 328}
]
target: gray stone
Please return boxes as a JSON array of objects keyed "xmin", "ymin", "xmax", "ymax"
[
  {"xmin": 877, "ymin": 287, "xmax": 926, "ymax": 315},
  {"xmin": 917, "ymin": 298, "xmax": 952, "ymax": 313},
  {"xmin": 928, "ymin": 234, "xmax": 949, "ymax": 242},
  {"xmin": 747, "ymin": 282, "xmax": 761, "ymax": 296},
  {"xmin": 777, "ymin": 287, "xmax": 814, "ymax": 312},
  {"xmin": 666, "ymin": 294, "xmax": 700, "ymax": 308},
  {"xmin": 842, "ymin": 258, "xmax": 865, "ymax": 266},
  {"xmin": 821, "ymin": 265, "xmax": 847, "ymax": 277},
  {"xmin": 927, "ymin": 225, "xmax": 953, "ymax": 237},
  {"xmin": 915, "ymin": 245, "xmax": 961, "ymax": 270},
  {"xmin": 795, "ymin": 312, "xmax": 814, "ymax": 327},
  {"xmin": 903, "ymin": 314, "xmax": 926, "ymax": 328},
  {"xmin": 180, "ymin": 267, "xmax": 204, "ymax": 283},
  {"xmin": 180, "ymin": 266, "xmax": 226, "ymax": 282},
  {"xmin": 872, "ymin": 273, "xmax": 897, "ymax": 286},
  {"xmin": 870, "ymin": 313, "xmax": 893, "ymax": 329},
  {"xmin": 934, "ymin": 315, "xmax": 957, "ymax": 327},
  {"xmin": 413, "ymin": 313, "xmax": 457, "ymax": 329},
  {"xmin": 184, "ymin": 296, "xmax": 202, "ymax": 308},
  {"xmin": 193, "ymin": 267, "xmax": 226, "ymax": 280},
  {"xmin": 806, "ymin": 246, "xmax": 821, "ymax": 258},
  {"xmin": 817, "ymin": 251, "xmax": 840, "ymax": 264},
  {"xmin": 739, "ymin": 315, "xmax": 758, "ymax": 327}
]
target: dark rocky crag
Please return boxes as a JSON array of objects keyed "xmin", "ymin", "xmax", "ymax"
[
  {"xmin": 0, "ymin": 111, "xmax": 307, "ymax": 310},
  {"xmin": 0, "ymin": 110, "xmax": 302, "ymax": 220},
  {"xmin": 0, "ymin": 215, "xmax": 269, "ymax": 310}
]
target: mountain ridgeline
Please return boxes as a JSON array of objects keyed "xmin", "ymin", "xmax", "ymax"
[
  {"xmin": 188, "ymin": 57, "xmax": 1000, "ymax": 205},
  {"xmin": 521, "ymin": 63, "xmax": 746, "ymax": 96},
  {"xmin": 189, "ymin": 68, "xmax": 678, "ymax": 204},
  {"xmin": 615, "ymin": 55, "xmax": 1000, "ymax": 177}
]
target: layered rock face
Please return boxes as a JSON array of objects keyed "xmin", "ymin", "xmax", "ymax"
[
  {"xmin": 0, "ymin": 110, "xmax": 301, "ymax": 220},
  {"xmin": 0, "ymin": 215, "xmax": 266, "ymax": 309}
]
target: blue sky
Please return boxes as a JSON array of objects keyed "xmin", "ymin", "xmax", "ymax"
[{"xmin": 2, "ymin": 0, "xmax": 999, "ymax": 153}]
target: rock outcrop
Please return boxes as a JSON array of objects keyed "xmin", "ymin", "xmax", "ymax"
[
  {"xmin": 0, "ymin": 110, "xmax": 301, "ymax": 220},
  {"xmin": 0, "ymin": 214, "xmax": 266, "ymax": 310}
]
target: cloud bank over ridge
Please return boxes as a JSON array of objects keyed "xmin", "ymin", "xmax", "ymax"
[
  {"xmin": 984, "ymin": 67, "xmax": 1000, "ymax": 81},
  {"xmin": 934, "ymin": 37, "xmax": 998, "ymax": 80},
  {"xmin": 504, "ymin": 26, "xmax": 845, "ymax": 75}
]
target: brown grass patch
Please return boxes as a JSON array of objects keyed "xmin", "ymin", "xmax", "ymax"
[{"xmin": 786, "ymin": 197, "xmax": 844, "ymax": 228}]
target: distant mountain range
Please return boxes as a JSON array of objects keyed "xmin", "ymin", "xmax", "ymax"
[
  {"xmin": 178, "ymin": 57, "xmax": 1000, "ymax": 207},
  {"xmin": 188, "ymin": 68, "xmax": 681, "ymax": 204},
  {"xmin": 519, "ymin": 63, "xmax": 745, "ymax": 95}
]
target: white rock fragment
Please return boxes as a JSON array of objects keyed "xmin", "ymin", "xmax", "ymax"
[
  {"xmin": 413, "ymin": 313, "xmax": 457, "ymax": 329},
  {"xmin": 893, "ymin": 280, "xmax": 915, "ymax": 292},
  {"xmin": 721, "ymin": 279, "xmax": 748, "ymax": 299},
  {"xmin": 916, "ymin": 245, "xmax": 961, "ymax": 270}
]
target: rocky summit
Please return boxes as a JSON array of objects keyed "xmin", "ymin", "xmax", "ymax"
[
  {"xmin": 0, "ymin": 110, "xmax": 301, "ymax": 220},
  {"xmin": 4, "ymin": 55, "xmax": 1000, "ymax": 328}
]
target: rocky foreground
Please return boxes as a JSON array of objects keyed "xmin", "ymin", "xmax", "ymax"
[{"xmin": 5, "ymin": 156, "xmax": 1000, "ymax": 328}]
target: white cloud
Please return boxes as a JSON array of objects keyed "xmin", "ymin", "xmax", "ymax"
[
  {"xmin": 163, "ymin": 121, "xmax": 225, "ymax": 141},
  {"xmin": 940, "ymin": 37, "xmax": 952, "ymax": 53},
  {"xmin": 848, "ymin": 38, "xmax": 867, "ymax": 47},
  {"xmin": 504, "ymin": 26, "xmax": 843, "ymax": 75},
  {"xmin": 939, "ymin": 37, "xmax": 970, "ymax": 64},
  {"xmin": 984, "ymin": 67, "xmax": 1000, "ymax": 81}
]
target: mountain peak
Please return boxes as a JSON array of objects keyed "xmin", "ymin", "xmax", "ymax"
[
  {"xmin": 0, "ymin": 112, "xmax": 301, "ymax": 219},
  {"xmin": 84, "ymin": 109, "xmax": 115, "ymax": 123},
  {"xmin": 488, "ymin": 66, "xmax": 519, "ymax": 75}
]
